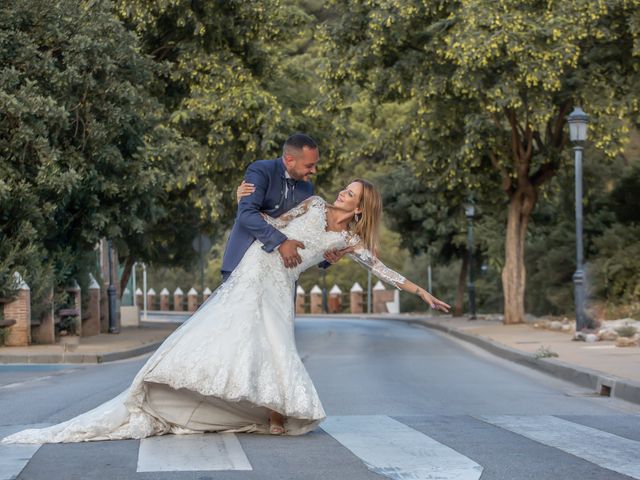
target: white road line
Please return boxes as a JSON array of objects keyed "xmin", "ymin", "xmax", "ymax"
[
  {"xmin": 480, "ymin": 415, "xmax": 640, "ymax": 479},
  {"xmin": 136, "ymin": 433, "xmax": 252, "ymax": 472},
  {"xmin": 321, "ymin": 415, "xmax": 483, "ymax": 480},
  {"xmin": 0, "ymin": 425, "xmax": 49, "ymax": 480}
]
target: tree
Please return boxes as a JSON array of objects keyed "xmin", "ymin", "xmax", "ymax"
[
  {"xmin": 113, "ymin": 0, "xmax": 320, "ymax": 220},
  {"xmin": 0, "ymin": 0, "xmax": 172, "ymax": 305},
  {"xmin": 317, "ymin": 0, "xmax": 640, "ymax": 323}
]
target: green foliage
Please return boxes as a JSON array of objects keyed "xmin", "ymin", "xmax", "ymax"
[
  {"xmin": 533, "ymin": 346, "xmax": 559, "ymax": 359},
  {"xmin": 113, "ymin": 0, "xmax": 321, "ymax": 221},
  {"xmin": 316, "ymin": 0, "xmax": 640, "ymax": 321},
  {"xmin": 0, "ymin": 0, "xmax": 172, "ymax": 304},
  {"xmin": 591, "ymin": 224, "xmax": 640, "ymax": 303}
]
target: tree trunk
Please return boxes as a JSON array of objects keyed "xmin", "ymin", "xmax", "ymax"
[
  {"xmin": 119, "ymin": 256, "xmax": 135, "ymax": 299},
  {"xmin": 501, "ymin": 186, "xmax": 537, "ymax": 324},
  {"xmin": 454, "ymin": 254, "xmax": 468, "ymax": 317}
]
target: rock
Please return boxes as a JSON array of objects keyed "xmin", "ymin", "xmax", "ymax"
[
  {"xmin": 561, "ymin": 324, "xmax": 571, "ymax": 331},
  {"xmin": 585, "ymin": 333, "xmax": 599, "ymax": 343},
  {"xmin": 537, "ymin": 319, "xmax": 550, "ymax": 329},
  {"xmin": 598, "ymin": 329, "xmax": 618, "ymax": 341},
  {"xmin": 616, "ymin": 337, "xmax": 638, "ymax": 347},
  {"xmin": 549, "ymin": 321, "xmax": 563, "ymax": 331},
  {"xmin": 573, "ymin": 332, "xmax": 587, "ymax": 342}
]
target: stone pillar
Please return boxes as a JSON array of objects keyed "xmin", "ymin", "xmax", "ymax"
[
  {"xmin": 67, "ymin": 279, "xmax": 82, "ymax": 337},
  {"xmin": 350, "ymin": 282, "xmax": 364, "ymax": 314},
  {"xmin": 3, "ymin": 272, "xmax": 31, "ymax": 346},
  {"xmin": 373, "ymin": 280, "xmax": 395, "ymax": 313},
  {"xmin": 32, "ymin": 288, "xmax": 55, "ymax": 344},
  {"xmin": 328, "ymin": 284, "xmax": 342, "ymax": 313},
  {"xmin": 295, "ymin": 286, "xmax": 305, "ymax": 314},
  {"xmin": 173, "ymin": 287, "xmax": 184, "ymax": 311},
  {"xmin": 82, "ymin": 274, "xmax": 100, "ymax": 337},
  {"xmin": 147, "ymin": 288, "xmax": 156, "ymax": 311},
  {"xmin": 160, "ymin": 288, "xmax": 169, "ymax": 311},
  {"xmin": 310, "ymin": 285, "xmax": 322, "ymax": 314},
  {"xmin": 135, "ymin": 288, "xmax": 143, "ymax": 309},
  {"xmin": 187, "ymin": 288, "xmax": 198, "ymax": 312},
  {"xmin": 203, "ymin": 287, "xmax": 212, "ymax": 303}
]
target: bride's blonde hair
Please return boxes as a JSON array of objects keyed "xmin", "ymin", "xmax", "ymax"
[{"xmin": 349, "ymin": 178, "xmax": 382, "ymax": 255}]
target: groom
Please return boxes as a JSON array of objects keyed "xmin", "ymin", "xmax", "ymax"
[{"xmin": 221, "ymin": 133, "xmax": 344, "ymax": 282}]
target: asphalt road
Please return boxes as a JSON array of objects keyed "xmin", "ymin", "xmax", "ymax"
[{"xmin": 1, "ymin": 317, "xmax": 639, "ymax": 480}]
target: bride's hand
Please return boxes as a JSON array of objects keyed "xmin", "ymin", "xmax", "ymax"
[{"xmin": 418, "ymin": 289, "xmax": 451, "ymax": 313}]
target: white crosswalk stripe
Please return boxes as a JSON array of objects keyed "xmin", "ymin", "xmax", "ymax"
[
  {"xmin": 321, "ymin": 415, "xmax": 483, "ymax": 480},
  {"xmin": 479, "ymin": 415, "xmax": 640, "ymax": 480},
  {"xmin": 136, "ymin": 432, "xmax": 252, "ymax": 472},
  {"xmin": 0, "ymin": 425, "xmax": 48, "ymax": 480}
]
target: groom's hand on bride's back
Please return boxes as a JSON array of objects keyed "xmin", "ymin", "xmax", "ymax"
[{"xmin": 278, "ymin": 240, "xmax": 305, "ymax": 268}]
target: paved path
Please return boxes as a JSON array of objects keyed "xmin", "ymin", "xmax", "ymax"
[{"xmin": 1, "ymin": 317, "xmax": 639, "ymax": 480}]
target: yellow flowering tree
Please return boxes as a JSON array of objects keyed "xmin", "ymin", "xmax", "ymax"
[
  {"xmin": 114, "ymin": 0, "xmax": 313, "ymax": 217},
  {"xmin": 317, "ymin": 0, "xmax": 640, "ymax": 323}
]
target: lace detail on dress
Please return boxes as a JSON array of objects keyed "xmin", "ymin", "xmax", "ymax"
[
  {"xmin": 343, "ymin": 232, "xmax": 406, "ymax": 289},
  {"xmin": 262, "ymin": 196, "xmax": 325, "ymax": 229}
]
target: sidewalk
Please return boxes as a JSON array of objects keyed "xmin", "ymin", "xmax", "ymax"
[
  {"xmin": 394, "ymin": 314, "xmax": 640, "ymax": 405},
  {"xmin": 0, "ymin": 323, "xmax": 178, "ymax": 364}
]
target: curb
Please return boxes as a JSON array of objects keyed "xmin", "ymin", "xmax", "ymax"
[
  {"xmin": 402, "ymin": 317, "xmax": 640, "ymax": 406},
  {"xmin": 0, "ymin": 341, "xmax": 164, "ymax": 364}
]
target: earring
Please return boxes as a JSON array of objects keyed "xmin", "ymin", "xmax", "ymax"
[{"xmin": 354, "ymin": 213, "xmax": 361, "ymax": 223}]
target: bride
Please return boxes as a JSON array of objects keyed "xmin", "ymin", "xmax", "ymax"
[{"xmin": 2, "ymin": 179, "xmax": 449, "ymax": 444}]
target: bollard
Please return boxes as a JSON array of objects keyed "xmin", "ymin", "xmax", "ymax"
[
  {"xmin": 203, "ymin": 287, "xmax": 212, "ymax": 303},
  {"xmin": 310, "ymin": 285, "xmax": 322, "ymax": 314},
  {"xmin": 173, "ymin": 287, "xmax": 184, "ymax": 311},
  {"xmin": 350, "ymin": 282, "xmax": 364, "ymax": 314},
  {"xmin": 147, "ymin": 288, "xmax": 156, "ymax": 311},
  {"xmin": 135, "ymin": 288, "xmax": 144, "ymax": 310},
  {"xmin": 295, "ymin": 285, "xmax": 305, "ymax": 314},
  {"xmin": 66, "ymin": 279, "xmax": 82, "ymax": 337},
  {"xmin": 83, "ymin": 274, "xmax": 101, "ymax": 336},
  {"xmin": 187, "ymin": 288, "xmax": 198, "ymax": 312},
  {"xmin": 160, "ymin": 288, "xmax": 170, "ymax": 311},
  {"xmin": 372, "ymin": 280, "xmax": 393, "ymax": 313},
  {"xmin": 3, "ymin": 272, "xmax": 31, "ymax": 346},
  {"xmin": 32, "ymin": 288, "xmax": 55, "ymax": 344},
  {"xmin": 328, "ymin": 284, "xmax": 342, "ymax": 313}
]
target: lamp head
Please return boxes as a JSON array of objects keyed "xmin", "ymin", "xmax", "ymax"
[{"xmin": 567, "ymin": 106, "xmax": 589, "ymax": 142}]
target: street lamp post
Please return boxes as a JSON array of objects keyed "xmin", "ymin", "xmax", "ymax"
[
  {"xmin": 321, "ymin": 269, "xmax": 328, "ymax": 313},
  {"xmin": 465, "ymin": 202, "xmax": 477, "ymax": 320},
  {"xmin": 107, "ymin": 239, "xmax": 119, "ymax": 333},
  {"xmin": 567, "ymin": 106, "xmax": 590, "ymax": 332}
]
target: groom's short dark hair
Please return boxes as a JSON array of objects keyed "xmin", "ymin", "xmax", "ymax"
[{"xmin": 283, "ymin": 133, "xmax": 317, "ymax": 156}]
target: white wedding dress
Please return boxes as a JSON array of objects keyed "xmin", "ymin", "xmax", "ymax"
[{"xmin": 2, "ymin": 196, "xmax": 405, "ymax": 444}]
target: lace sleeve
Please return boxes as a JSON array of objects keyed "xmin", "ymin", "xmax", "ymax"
[
  {"xmin": 344, "ymin": 234, "xmax": 406, "ymax": 289},
  {"xmin": 262, "ymin": 196, "xmax": 324, "ymax": 229}
]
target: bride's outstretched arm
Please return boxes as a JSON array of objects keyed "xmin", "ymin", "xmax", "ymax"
[{"xmin": 347, "ymin": 244, "xmax": 450, "ymax": 313}]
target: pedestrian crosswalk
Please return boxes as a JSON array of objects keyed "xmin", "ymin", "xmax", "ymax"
[
  {"xmin": 321, "ymin": 415, "xmax": 483, "ymax": 480},
  {"xmin": 2, "ymin": 415, "xmax": 639, "ymax": 479},
  {"xmin": 479, "ymin": 415, "xmax": 640, "ymax": 480},
  {"xmin": 137, "ymin": 432, "xmax": 252, "ymax": 472}
]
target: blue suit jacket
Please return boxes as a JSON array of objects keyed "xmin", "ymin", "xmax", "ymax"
[{"xmin": 221, "ymin": 158, "xmax": 315, "ymax": 275}]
